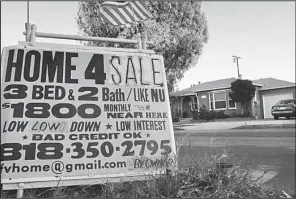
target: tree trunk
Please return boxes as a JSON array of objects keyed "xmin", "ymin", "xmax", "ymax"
[
  {"xmin": 241, "ymin": 102, "xmax": 249, "ymax": 117},
  {"xmin": 241, "ymin": 102, "xmax": 245, "ymax": 116},
  {"xmin": 241, "ymin": 102, "xmax": 251, "ymax": 117}
]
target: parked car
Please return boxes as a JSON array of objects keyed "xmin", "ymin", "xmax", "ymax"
[{"xmin": 271, "ymin": 99, "xmax": 296, "ymax": 120}]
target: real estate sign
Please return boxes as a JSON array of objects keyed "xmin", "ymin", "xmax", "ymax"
[{"xmin": 1, "ymin": 43, "xmax": 176, "ymax": 190}]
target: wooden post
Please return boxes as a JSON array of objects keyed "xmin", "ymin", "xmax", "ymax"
[
  {"xmin": 16, "ymin": 189, "xmax": 24, "ymax": 198},
  {"xmin": 16, "ymin": 183, "xmax": 25, "ymax": 198}
]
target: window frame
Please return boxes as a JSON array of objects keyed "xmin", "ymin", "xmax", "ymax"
[
  {"xmin": 209, "ymin": 91, "xmax": 227, "ymax": 111},
  {"xmin": 209, "ymin": 90, "xmax": 237, "ymax": 110},
  {"xmin": 228, "ymin": 91, "xmax": 237, "ymax": 109},
  {"xmin": 214, "ymin": 91, "xmax": 227, "ymax": 110},
  {"xmin": 209, "ymin": 93, "xmax": 214, "ymax": 110}
]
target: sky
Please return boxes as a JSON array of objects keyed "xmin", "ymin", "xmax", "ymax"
[{"xmin": 1, "ymin": 1, "xmax": 295, "ymax": 90}]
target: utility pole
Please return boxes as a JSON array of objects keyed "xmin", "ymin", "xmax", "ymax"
[{"xmin": 232, "ymin": 55, "xmax": 241, "ymax": 79}]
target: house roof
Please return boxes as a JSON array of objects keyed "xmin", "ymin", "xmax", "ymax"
[
  {"xmin": 170, "ymin": 77, "xmax": 295, "ymax": 97},
  {"xmin": 170, "ymin": 77, "xmax": 237, "ymax": 97},
  {"xmin": 253, "ymin": 77, "xmax": 296, "ymax": 91}
]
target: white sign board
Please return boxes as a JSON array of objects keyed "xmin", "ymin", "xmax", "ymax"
[{"xmin": 1, "ymin": 43, "xmax": 176, "ymax": 190}]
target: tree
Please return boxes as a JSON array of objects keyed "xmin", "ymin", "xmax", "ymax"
[
  {"xmin": 76, "ymin": 1, "xmax": 209, "ymax": 90},
  {"xmin": 229, "ymin": 79, "xmax": 256, "ymax": 116}
]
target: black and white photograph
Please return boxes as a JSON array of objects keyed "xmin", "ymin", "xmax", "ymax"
[{"xmin": 1, "ymin": 1, "xmax": 295, "ymax": 198}]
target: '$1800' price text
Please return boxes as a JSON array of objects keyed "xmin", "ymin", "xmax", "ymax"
[{"xmin": 1, "ymin": 140, "xmax": 172, "ymax": 161}]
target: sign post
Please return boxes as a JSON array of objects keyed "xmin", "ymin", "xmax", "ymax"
[{"xmin": 1, "ymin": 40, "xmax": 176, "ymax": 195}]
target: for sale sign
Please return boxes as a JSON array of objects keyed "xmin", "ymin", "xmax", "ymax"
[{"xmin": 1, "ymin": 43, "xmax": 176, "ymax": 190}]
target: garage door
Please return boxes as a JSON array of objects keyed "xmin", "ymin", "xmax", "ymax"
[{"xmin": 262, "ymin": 93, "xmax": 293, "ymax": 118}]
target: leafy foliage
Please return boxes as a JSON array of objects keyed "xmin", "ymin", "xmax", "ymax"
[
  {"xmin": 76, "ymin": 1, "xmax": 209, "ymax": 91},
  {"xmin": 229, "ymin": 79, "xmax": 256, "ymax": 103},
  {"xmin": 229, "ymin": 79, "xmax": 256, "ymax": 116}
]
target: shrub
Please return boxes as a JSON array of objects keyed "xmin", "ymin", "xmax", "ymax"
[
  {"xmin": 230, "ymin": 112, "xmax": 251, "ymax": 118},
  {"xmin": 173, "ymin": 117, "xmax": 180, "ymax": 122},
  {"xmin": 216, "ymin": 110, "xmax": 229, "ymax": 119},
  {"xmin": 171, "ymin": 111, "xmax": 180, "ymax": 122},
  {"xmin": 198, "ymin": 105, "xmax": 209, "ymax": 120},
  {"xmin": 205, "ymin": 111, "xmax": 216, "ymax": 121},
  {"xmin": 198, "ymin": 105, "xmax": 228, "ymax": 121}
]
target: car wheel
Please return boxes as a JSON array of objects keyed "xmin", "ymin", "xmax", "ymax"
[
  {"xmin": 286, "ymin": 116, "xmax": 291, "ymax": 120},
  {"xmin": 274, "ymin": 116, "xmax": 279, "ymax": 120}
]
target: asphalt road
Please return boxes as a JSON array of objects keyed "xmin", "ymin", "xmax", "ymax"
[{"xmin": 174, "ymin": 127, "xmax": 295, "ymax": 192}]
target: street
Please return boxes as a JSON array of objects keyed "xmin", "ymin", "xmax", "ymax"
[{"xmin": 174, "ymin": 127, "xmax": 295, "ymax": 192}]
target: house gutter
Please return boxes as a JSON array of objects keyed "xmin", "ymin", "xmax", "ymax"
[{"xmin": 195, "ymin": 93, "xmax": 200, "ymax": 111}]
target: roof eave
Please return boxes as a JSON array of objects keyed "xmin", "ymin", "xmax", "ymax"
[
  {"xmin": 170, "ymin": 93, "xmax": 196, "ymax": 97},
  {"xmin": 193, "ymin": 86, "xmax": 231, "ymax": 93},
  {"xmin": 170, "ymin": 82, "xmax": 266, "ymax": 97},
  {"xmin": 259, "ymin": 85, "xmax": 296, "ymax": 91}
]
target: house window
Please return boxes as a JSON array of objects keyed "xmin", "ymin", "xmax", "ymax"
[
  {"xmin": 228, "ymin": 93, "xmax": 236, "ymax": 109},
  {"xmin": 214, "ymin": 92, "xmax": 227, "ymax": 109},
  {"xmin": 209, "ymin": 90, "xmax": 236, "ymax": 110}
]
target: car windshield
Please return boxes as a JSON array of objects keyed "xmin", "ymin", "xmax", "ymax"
[{"xmin": 276, "ymin": 100, "xmax": 296, "ymax": 105}]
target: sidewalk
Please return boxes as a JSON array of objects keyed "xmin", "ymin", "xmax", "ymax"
[{"xmin": 173, "ymin": 119, "xmax": 295, "ymax": 131}]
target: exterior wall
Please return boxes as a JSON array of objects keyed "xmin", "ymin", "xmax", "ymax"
[
  {"xmin": 198, "ymin": 91, "xmax": 210, "ymax": 110},
  {"xmin": 258, "ymin": 87, "xmax": 296, "ymax": 119},
  {"xmin": 224, "ymin": 103, "xmax": 244, "ymax": 116}
]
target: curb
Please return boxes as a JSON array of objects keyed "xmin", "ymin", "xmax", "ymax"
[{"xmin": 232, "ymin": 124, "xmax": 295, "ymax": 130}]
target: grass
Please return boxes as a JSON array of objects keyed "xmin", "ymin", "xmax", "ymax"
[{"xmin": 1, "ymin": 136, "xmax": 295, "ymax": 198}]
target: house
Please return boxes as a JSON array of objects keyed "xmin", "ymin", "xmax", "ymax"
[{"xmin": 169, "ymin": 77, "xmax": 296, "ymax": 119}]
